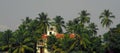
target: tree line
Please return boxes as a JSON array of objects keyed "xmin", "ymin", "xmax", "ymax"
[{"xmin": 0, "ymin": 9, "xmax": 120, "ymax": 53}]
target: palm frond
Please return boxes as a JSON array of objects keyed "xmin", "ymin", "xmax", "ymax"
[
  {"xmin": 23, "ymin": 45, "xmax": 34, "ymax": 52},
  {"xmin": 13, "ymin": 48, "xmax": 19, "ymax": 53}
]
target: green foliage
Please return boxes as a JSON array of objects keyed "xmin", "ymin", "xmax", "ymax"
[
  {"xmin": 103, "ymin": 24, "xmax": 120, "ymax": 53},
  {"xmin": 47, "ymin": 34, "xmax": 76, "ymax": 53},
  {"xmin": 99, "ymin": 9, "xmax": 115, "ymax": 28},
  {"xmin": 0, "ymin": 30, "xmax": 13, "ymax": 52},
  {"xmin": 78, "ymin": 10, "xmax": 90, "ymax": 24},
  {"xmin": 53, "ymin": 16, "xmax": 65, "ymax": 33},
  {"xmin": 37, "ymin": 12, "xmax": 50, "ymax": 34},
  {"xmin": 87, "ymin": 23, "xmax": 98, "ymax": 36},
  {"xmin": 0, "ymin": 11, "xmax": 119, "ymax": 53}
]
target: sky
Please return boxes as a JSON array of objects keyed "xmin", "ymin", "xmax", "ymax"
[{"xmin": 0, "ymin": 0, "xmax": 120, "ymax": 35}]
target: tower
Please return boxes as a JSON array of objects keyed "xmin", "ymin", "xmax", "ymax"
[{"xmin": 47, "ymin": 26, "xmax": 57, "ymax": 36}]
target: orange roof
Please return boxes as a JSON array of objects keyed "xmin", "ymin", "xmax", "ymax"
[
  {"xmin": 70, "ymin": 33, "xmax": 75, "ymax": 38},
  {"xmin": 42, "ymin": 34, "xmax": 47, "ymax": 39},
  {"xmin": 56, "ymin": 33, "xmax": 64, "ymax": 39}
]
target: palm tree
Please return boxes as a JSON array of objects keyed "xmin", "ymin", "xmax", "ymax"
[
  {"xmin": 78, "ymin": 10, "xmax": 90, "ymax": 25},
  {"xmin": 77, "ymin": 10, "xmax": 91, "ymax": 36},
  {"xmin": 53, "ymin": 16, "xmax": 65, "ymax": 33},
  {"xmin": 22, "ymin": 17, "xmax": 32, "ymax": 25},
  {"xmin": 99, "ymin": 9, "xmax": 115, "ymax": 28},
  {"xmin": 76, "ymin": 33, "xmax": 91, "ymax": 51},
  {"xmin": 0, "ymin": 30, "xmax": 13, "ymax": 52},
  {"xmin": 100, "ymin": 9, "xmax": 115, "ymax": 53},
  {"xmin": 88, "ymin": 36, "xmax": 104, "ymax": 53},
  {"xmin": 66, "ymin": 18, "xmax": 80, "ymax": 34},
  {"xmin": 22, "ymin": 17, "xmax": 40, "ymax": 53},
  {"xmin": 87, "ymin": 23, "xmax": 98, "ymax": 36},
  {"xmin": 37, "ymin": 12, "xmax": 50, "ymax": 34},
  {"xmin": 12, "ymin": 25, "xmax": 34, "ymax": 53},
  {"xmin": 66, "ymin": 20, "xmax": 75, "ymax": 33},
  {"xmin": 66, "ymin": 19, "xmax": 91, "ymax": 52}
]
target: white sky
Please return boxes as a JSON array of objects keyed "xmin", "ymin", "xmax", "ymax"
[{"xmin": 0, "ymin": 0, "xmax": 120, "ymax": 35}]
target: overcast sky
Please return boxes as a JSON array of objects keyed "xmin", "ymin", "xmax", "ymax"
[{"xmin": 0, "ymin": 0, "xmax": 120, "ymax": 35}]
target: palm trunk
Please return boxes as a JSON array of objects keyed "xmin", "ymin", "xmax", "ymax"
[{"xmin": 108, "ymin": 27, "xmax": 112, "ymax": 53}]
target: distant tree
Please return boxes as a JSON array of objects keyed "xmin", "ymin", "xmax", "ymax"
[
  {"xmin": 66, "ymin": 20, "xmax": 75, "ymax": 33},
  {"xmin": 53, "ymin": 16, "xmax": 65, "ymax": 33},
  {"xmin": 0, "ymin": 30, "xmax": 13, "ymax": 52},
  {"xmin": 99, "ymin": 9, "xmax": 115, "ymax": 28},
  {"xmin": 22, "ymin": 17, "xmax": 32, "ymax": 25},
  {"xmin": 21, "ymin": 17, "xmax": 42, "ymax": 53},
  {"xmin": 100, "ymin": 9, "xmax": 115, "ymax": 53},
  {"xmin": 12, "ymin": 25, "xmax": 34, "ymax": 53},
  {"xmin": 104, "ymin": 23, "xmax": 120, "ymax": 53},
  {"xmin": 87, "ymin": 23, "xmax": 98, "ymax": 36},
  {"xmin": 78, "ymin": 10, "xmax": 90, "ymax": 25},
  {"xmin": 37, "ymin": 12, "xmax": 50, "ymax": 34}
]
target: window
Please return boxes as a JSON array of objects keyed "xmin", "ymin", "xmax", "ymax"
[
  {"xmin": 49, "ymin": 32, "xmax": 52, "ymax": 35},
  {"xmin": 50, "ymin": 28, "xmax": 53, "ymax": 30}
]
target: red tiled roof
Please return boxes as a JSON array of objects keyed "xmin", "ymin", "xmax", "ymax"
[
  {"xmin": 42, "ymin": 34, "xmax": 47, "ymax": 39},
  {"xmin": 56, "ymin": 33, "xmax": 64, "ymax": 39},
  {"xmin": 70, "ymin": 33, "xmax": 75, "ymax": 38}
]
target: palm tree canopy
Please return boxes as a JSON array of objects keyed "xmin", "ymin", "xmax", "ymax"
[
  {"xmin": 99, "ymin": 9, "xmax": 115, "ymax": 28},
  {"xmin": 78, "ymin": 10, "xmax": 90, "ymax": 24},
  {"xmin": 22, "ymin": 17, "xmax": 32, "ymax": 25},
  {"xmin": 53, "ymin": 16, "xmax": 65, "ymax": 33},
  {"xmin": 37, "ymin": 12, "xmax": 50, "ymax": 34},
  {"xmin": 0, "ymin": 30, "xmax": 13, "ymax": 51},
  {"xmin": 66, "ymin": 20, "xmax": 74, "ymax": 33},
  {"xmin": 87, "ymin": 23, "xmax": 98, "ymax": 36}
]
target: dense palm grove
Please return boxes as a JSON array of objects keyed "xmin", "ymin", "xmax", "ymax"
[{"xmin": 0, "ymin": 9, "xmax": 120, "ymax": 53}]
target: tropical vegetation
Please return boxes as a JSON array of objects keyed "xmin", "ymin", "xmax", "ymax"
[{"xmin": 0, "ymin": 9, "xmax": 120, "ymax": 53}]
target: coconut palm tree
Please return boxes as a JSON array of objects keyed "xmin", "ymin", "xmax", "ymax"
[
  {"xmin": 22, "ymin": 17, "xmax": 32, "ymax": 25},
  {"xmin": 53, "ymin": 16, "xmax": 65, "ymax": 33},
  {"xmin": 99, "ymin": 9, "xmax": 115, "ymax": 28},
  {"xmin": 87, "ymin": 23, "xmax": 98, "ymax": 36},
  {"xmin": 66, "ymin": 20, "xmax": 75, "ymax": 33},
  {"xmin": 78, "ymin": 10, "xmax": 90, "ymax": 25},
  {"xmin": 37, "ymin": 12, "xmax": 50, "ymax": 34},
  {"xmin": 100, "ymin": 9, "xmax": 115, "ymax": 53},
  {"xmin": 77, "ymin": 10, "xmax": 91, "ymax": 35},
  {"xmin": 66, "ymin": 18, "xmax": 82, "ymax": 34},
  {"xmin": 0, "ymin": 30, "xmax": 13, "ymax": 52},
  {"xmin": 22, "ymin": 17, "xmax": 40, "ymax": 53},
  {"xmin": 12, "ymin": 25, "xmax": 34, "ymax": 53}
]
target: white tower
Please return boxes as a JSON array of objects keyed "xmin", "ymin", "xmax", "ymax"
[
  {"xmin": 47, "ymin": 26, "xmax": 57, "ymax": 36},
  {"xmin": 36, "ymin": 25, "xmax": 57, "ymax": 53}
]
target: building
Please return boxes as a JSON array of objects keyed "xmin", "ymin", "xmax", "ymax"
[
  {"xmin": 47, "ymin": 26, "xmax": 57, "ymax": 36},
  {"xmin": 36, "ymin": 25, "xmax": 57, "ymax": 53}
]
